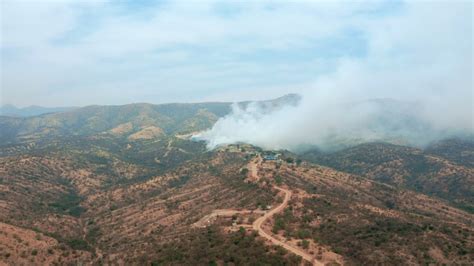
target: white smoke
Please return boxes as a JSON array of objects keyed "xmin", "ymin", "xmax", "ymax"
[
  {"xmin": 195, "ymin": 91, "xmax": 472, "ymax": 152},
  {"xmin": 194, "ymin": 1, "xmax": 473, "ymax": 152}
]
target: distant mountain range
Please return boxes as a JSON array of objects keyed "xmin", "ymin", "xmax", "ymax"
[
  {"xmin": 0, "ymin": 93, "xmax": 302, "ymax": 118},
  {"xmin": 0, "ymin": 94, "xmax": 300, "ymax": 144},
  {"xmin": 0, "ymin": 104, "xmax": 77, "ymax": 117}
]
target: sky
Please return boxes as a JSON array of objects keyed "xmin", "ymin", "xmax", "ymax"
[{"xmin": 0, "ymin": 0, "xmax": 472, "ymax": 108}]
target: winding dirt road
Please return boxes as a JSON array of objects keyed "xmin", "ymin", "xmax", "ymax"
[
  {"xmin": 248, "ymin": 158, "xmax": 322, "ymax": 265},
  {"xmin": 194, "ymin": 157, "xmax": 323, "ymax": 265},
  {"xmin": 252, "ymin": 186, "xmax": 322, "ymax": 265}
]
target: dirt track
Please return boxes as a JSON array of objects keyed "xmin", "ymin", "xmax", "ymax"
[
  {"xmin": 248, "ymin": 158, "xmax": 321, "ymax": 265},
  {"xmin": 193, "ymin": 209, "xmax": 265, "ymax": 228},
  {"xmin": 246, "ymin": 158, "xmax": 261, "ymax": 182},
  {"xmin": 194, "ymin": 157, "xmax": 322, "ymax": 265},
  {"xmin": 252, "ymin": 186, "xmax": 322, "ymax": 265}
]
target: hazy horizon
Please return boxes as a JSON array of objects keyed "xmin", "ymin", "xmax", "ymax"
[{"xmin": 0, "ymin": 93, "xmax": 298, "ymax": 109}]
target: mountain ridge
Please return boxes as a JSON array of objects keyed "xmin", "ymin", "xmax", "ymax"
[{"xmin": 0, "ymin": 94, "xmax": 302, "ymax": 144}]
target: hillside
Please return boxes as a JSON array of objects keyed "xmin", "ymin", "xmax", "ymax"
[
  {"xmin": 0, "ymin": 94, "xmax": 304, "ymax": 145},
  {"xmin": 0, "ymin": 140, "xmax": 300, "ymax": 264},
  {"xmin": 262, "ymin": 159, "xmax": 473, "ymax": 264},
  {"xmin": 0, "ymin": 102, "xmax": 231, "ymax": 144},
  {"xmin": 1, "ymin": 136, "xmax": 473, "ymax": 264},
  {"xmin": 301, "ymin": 140, "xmax": 474, "ymax": 213}
]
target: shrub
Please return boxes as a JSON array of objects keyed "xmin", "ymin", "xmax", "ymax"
[
  {"xmin": 302, "ymin": 239, "xmax": 310, "ymax": 249},
  {"xmin": 66, "ymin": 238, "xmax": 90, "ymax": 251},
  {"xmin": 275, "ymin": 175, "xmax": 283, "ymax": 185}
]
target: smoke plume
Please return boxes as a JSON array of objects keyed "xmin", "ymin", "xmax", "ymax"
[
  {"xmin": 195, "ymin": 91, "xmax": 472, "ymax": 152},
  {"xmin": 194, "ymin": 1, "xmax": 473, "ymax": 152}
]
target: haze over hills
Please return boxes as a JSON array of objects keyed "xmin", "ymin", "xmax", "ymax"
[{"xmin": 0, "ymin": 105, "xmax": 77, "ymax": 117}]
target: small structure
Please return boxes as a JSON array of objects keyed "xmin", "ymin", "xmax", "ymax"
[
  {"xmin": 263, "ymin": 154, "xmax": 277, "ymax": 160},
  {"xmin": 263, "ymin": 152, "xmax": 280, "ymax": 161}
]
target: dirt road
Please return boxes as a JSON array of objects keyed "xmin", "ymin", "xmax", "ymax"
[
  {"xmin": 193, "ymin": 209, "xmax": 265, "ymax": 228},
  {"xmin": 249, "ymin": 157, "xmax": 322, "ymax": 265},
  {"xmin": 247, "ymin": 158, "xmax": 261, "ymax": 182},
  {"xmin": 195, "ymin": 157, "xmax": 323, "ymax": 265},
  {"xmin": 252, "ymin": 186, "xmax": 322, "ymax": 265}
]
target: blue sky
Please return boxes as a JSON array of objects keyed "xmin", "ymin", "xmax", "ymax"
[{"xmin": 0, "ymin": 0, "xmax": 472, "ymax": 107}]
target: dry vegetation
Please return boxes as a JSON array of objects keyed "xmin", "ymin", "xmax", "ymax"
[
  {"xmin": 0, "ymin": 140, "xmax": 289, "ymax": 264},
  {"xmin": 260, "ymin": 160, "xmax": 474, "ymax": 265},
  {"xmin": 0, "ymin": 222, "xmax": 91, "ymax": 265}
]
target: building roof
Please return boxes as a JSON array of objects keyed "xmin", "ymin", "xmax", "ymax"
[{"xmin": 263, "ymin": 154, "xmax": 278, "ymax": 160}]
